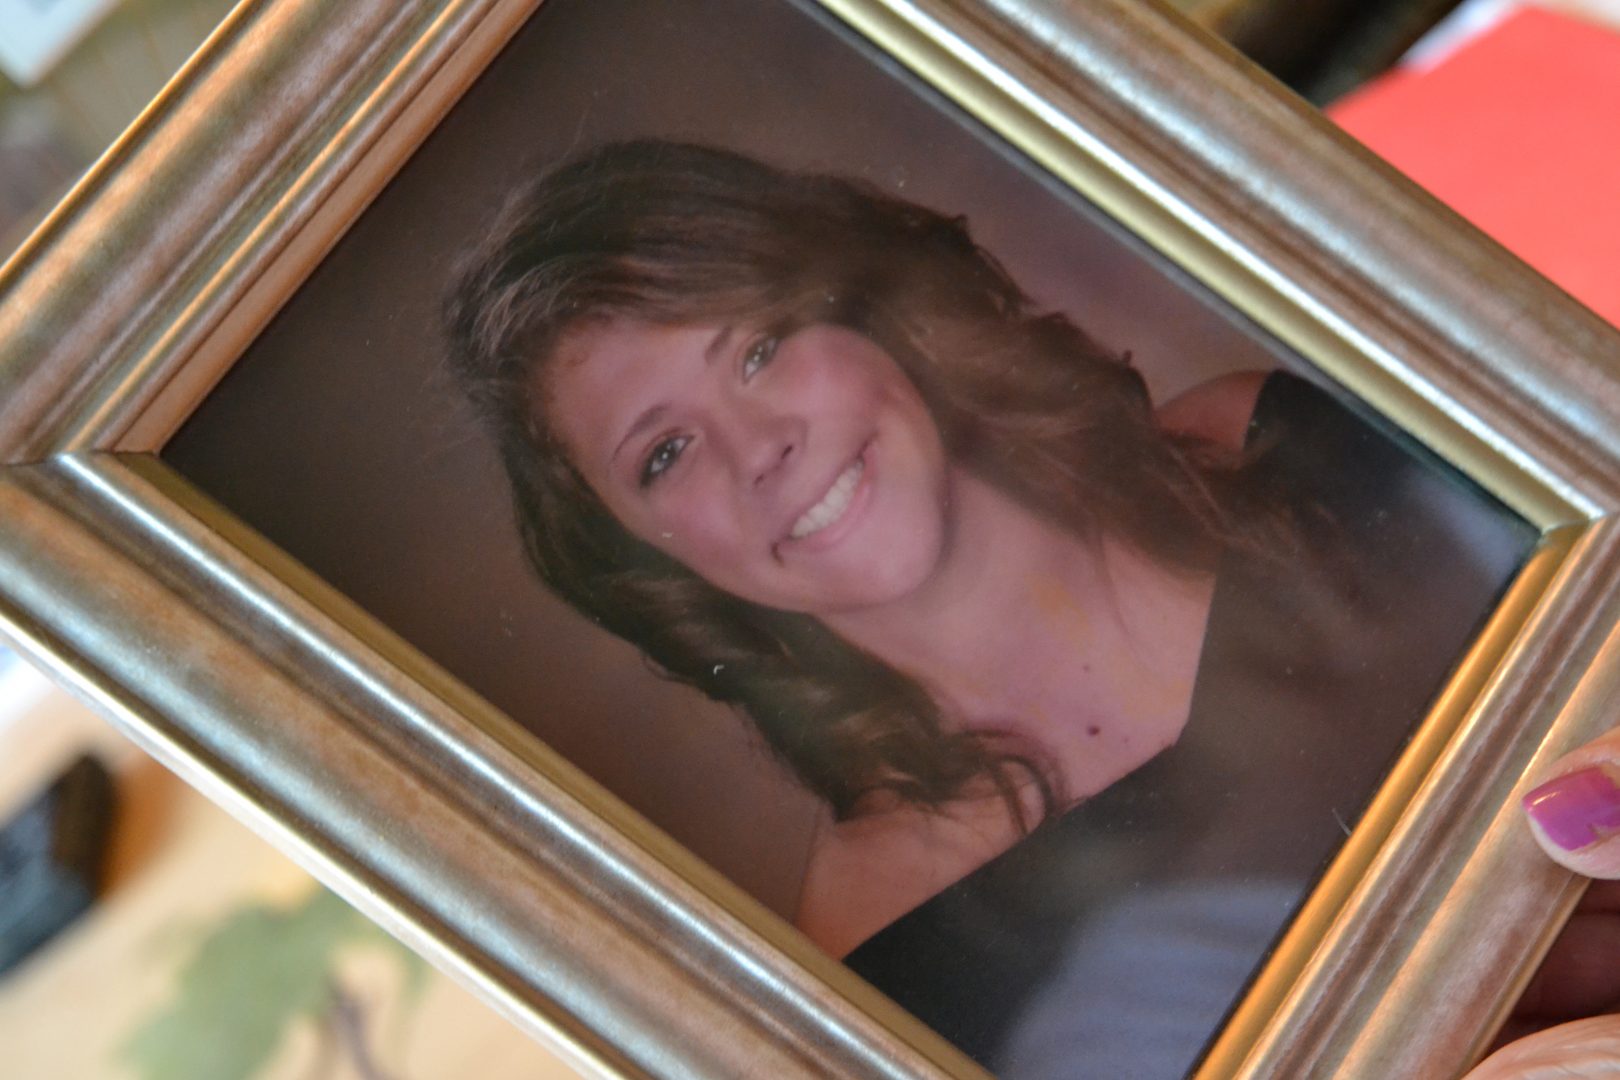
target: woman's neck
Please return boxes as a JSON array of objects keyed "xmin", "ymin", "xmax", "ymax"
[{"xmin": 823, "ymin": 467, "xmax": 1217, "ymax": 803}]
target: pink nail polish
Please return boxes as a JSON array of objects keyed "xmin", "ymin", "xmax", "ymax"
[{"xmin": 1523, "ymin": 766, "xmax": 1620, "ymax": 852}]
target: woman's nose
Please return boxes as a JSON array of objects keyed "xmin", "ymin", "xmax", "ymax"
[
  {"xmin": 725, "ymin": 406, "xmax": 802, "ymax": 490},
  {"xmin": 751, "ymin": 439, "xmax": 796, "ymax": 488}
]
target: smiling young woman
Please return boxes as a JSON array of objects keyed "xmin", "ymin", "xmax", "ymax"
[
  {"xmin": 544, "ymin": 313, "xmax": 1260, "ymax": 953},
  {"xmin": 545, "ymin": 320, "xmax": 952, "ymax": 617},
  {"xmin": 444, "ymin": 138, "xmax": 1528, "ymax": 1075}
]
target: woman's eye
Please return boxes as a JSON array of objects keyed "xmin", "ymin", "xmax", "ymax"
[
  {"xmin": 740, "ymin": 335, "xmax": 779, "ymax": 381},
  {"xmin": 640, "ymin": 435, "xmax": 691, "ymax": 487}
]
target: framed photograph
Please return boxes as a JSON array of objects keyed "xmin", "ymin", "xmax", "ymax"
[{"xmin": 3, "ymin": 0, "xmax": 1619, "ymax": 1077}]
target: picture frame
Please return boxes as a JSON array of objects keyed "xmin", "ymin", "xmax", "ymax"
[{"xmin": 3, "ymin": 0, "xmax": 1619, "ymax": 1077}]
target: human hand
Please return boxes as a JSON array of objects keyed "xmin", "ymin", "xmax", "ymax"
[
  {"xmin": 1522, "ymin": 729, "xmax": 1620, "ymax": 878},
  {"xmin": 1462, "ymin": 733, "xmax": 1620, "ymax": 1079},
  {"xmin": 1465, "ymin": 1013, "xmax": 1620, "ymax": 1080}
]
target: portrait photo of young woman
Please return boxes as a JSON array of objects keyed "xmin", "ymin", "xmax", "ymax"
[
  {"xmin": 158, "ymin": 0, "xmax": 1537, "ymax": 1075},
  {"xmin": 435, "ymin": 136, "xmax": 1533, "ymax": 1075}
]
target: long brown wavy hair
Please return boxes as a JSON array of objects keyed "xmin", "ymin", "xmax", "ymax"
[{"xmin": 445, "ymin": 140, "xmax": 1284, "ymax": 829}]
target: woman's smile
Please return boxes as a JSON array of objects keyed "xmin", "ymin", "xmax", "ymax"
[
  {"xmin": 546, "ymin": 319, "xmax": 953, "ymax": 615},
  {"xmin": 780, "ymin": 443, "xmax": 873, "ymax": 560},
  {"xmin": 789, "ymin": 453, "xmax": 866, "ymax": 541}
]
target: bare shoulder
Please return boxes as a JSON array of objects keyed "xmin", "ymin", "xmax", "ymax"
[
  {"xmin": 794, "ymin": 795, "xmax": 1026, "ymax": 958},
  {"xmin": 1154, "ymin": 369, "xmax": 1270, "ymax": 451}
]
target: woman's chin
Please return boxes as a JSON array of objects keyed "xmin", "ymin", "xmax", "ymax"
[{"xmin": 790, "ymin": 538, "xmax": 948, "ymax": 618}]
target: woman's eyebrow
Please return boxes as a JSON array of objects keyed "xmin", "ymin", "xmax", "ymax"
[
  {"xmin": 611, "ymin": 404, "xmax": 669, "ymax": 467},
  {"xmin": 608, "ymin": 324, "xmax": 731, "ymax": 468},
  {"xmin": 705, "ymin": 325, "xmax": 734, "ymax": 365}
]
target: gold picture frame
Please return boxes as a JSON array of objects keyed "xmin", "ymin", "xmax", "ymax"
[{"xmin": 3, "ymin": 1, "xmax": 1619, "ymax": 1077}]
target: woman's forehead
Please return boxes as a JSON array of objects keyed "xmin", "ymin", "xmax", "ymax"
[
  {"xmin": 546, "ymin": 317, "xmax": 719, "ymax": 380},
  {"xmin": 540, "ymin": 319, "xmax": 722, "ymax": 451}
]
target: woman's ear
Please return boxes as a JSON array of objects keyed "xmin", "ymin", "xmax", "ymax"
[{"xmin": 1522, "ymin": 726, "xmax": 1620, "ymax": 879}]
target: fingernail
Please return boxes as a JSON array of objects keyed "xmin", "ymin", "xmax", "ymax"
[{"xmin": 1523, "ymin": 765, "xmax": 1620, "ymax": 851}]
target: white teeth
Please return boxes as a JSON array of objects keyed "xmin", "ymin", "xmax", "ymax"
[{"xmin": 790, "ymin": 459, "xmax": 864, "ymax": 540}]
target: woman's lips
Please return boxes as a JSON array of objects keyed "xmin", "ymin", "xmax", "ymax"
[{"xmin": 789, "ymin": 457, "xmax": 865, "ymax": 540}]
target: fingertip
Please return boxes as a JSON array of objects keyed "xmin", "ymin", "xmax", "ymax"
[
  {"xmin": 1466, "ymin": 1015, "xmax": 1620, "ymax": 1079},
  {"xmin": 1523, "ymin": 764, "xmax": 1620, "ymax": 879}
]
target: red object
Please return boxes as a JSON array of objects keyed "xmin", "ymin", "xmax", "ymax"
[{"xmin": 1329, "ymin": 6, "xmax": 1620, "ymax": 328}]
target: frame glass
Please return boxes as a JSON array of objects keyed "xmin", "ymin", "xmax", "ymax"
[{"xmin": 3, "ymin": 0, "xmax": 1618, "ymax": 1076}]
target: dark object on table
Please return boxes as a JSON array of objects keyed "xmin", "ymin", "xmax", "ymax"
[{"xmin": 0, "ymin": 754, "xmax": 116, "ymax": 975}]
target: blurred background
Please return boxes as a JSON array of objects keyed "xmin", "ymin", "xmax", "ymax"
[
  {"xmin": 0, "ymin": 0, "xmax": 236, "ymax": 254},
  {"xmin": 3, "ymin": 0, "xmax": 1618, "ymax": 1077}
]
